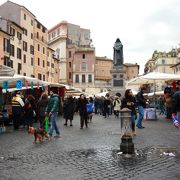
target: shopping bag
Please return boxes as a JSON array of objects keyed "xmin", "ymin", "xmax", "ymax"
[{"xmin": 45, "ymin": 116, "xmax": 49, "ymax": 132}]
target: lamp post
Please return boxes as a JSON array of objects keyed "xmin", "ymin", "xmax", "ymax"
[{"xmin": 119, "ymin": 108, "xmax": 135, "ymax": 155}]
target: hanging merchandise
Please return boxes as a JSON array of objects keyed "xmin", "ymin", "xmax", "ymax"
[
  {"xmin": 41, "ymin": 84, "xmax": 44, "ymax": 91},
  {"xmin": 31, "ymin": 82, "xmax": 34, "ymax": 89},
  {"xmin": 3, "ymin": 81, "xmax": 9, "ymax": 90},
  {"xmin": 25, "ymin": 80, "xmax": 29, "ymax": 89},
  {"xmin": 37, "ymin": 82, "xmax": 40, "ymax": 89},
  {"xmin": 16, "ymin": 80, "xmax": 22, "ymax": 89}
]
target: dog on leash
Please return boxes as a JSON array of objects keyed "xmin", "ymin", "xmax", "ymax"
[{"xmin": 28, "ymin": 127, "xmax": 49, "ymax": 143}]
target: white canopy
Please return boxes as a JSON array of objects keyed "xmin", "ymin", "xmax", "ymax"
[
  {"xmin": 0, "ymin": 74, "xmax": 49, "ymax": 89},
  {"xmin": 127, "ymin": 72, "xmax": 180, "ymax": 85}
]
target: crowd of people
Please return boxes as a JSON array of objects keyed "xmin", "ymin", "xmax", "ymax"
[{"xmin": 9, "ymin": 80, "xmax": 180, "ymax": 138}]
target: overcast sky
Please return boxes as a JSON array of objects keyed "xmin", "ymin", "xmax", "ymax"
[{"xmin": 0, "ymin": 0, "xmax": 180, "ymax": 74}]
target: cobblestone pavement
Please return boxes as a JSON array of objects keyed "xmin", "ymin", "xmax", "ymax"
[{"xmin": 0, "ymin": 113, "xmax": 180, "ymax": 180}]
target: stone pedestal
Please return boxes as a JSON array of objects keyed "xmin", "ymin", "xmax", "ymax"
[{"xmin": 110, "ymin": 66, "xmax": 125, "ymax": 96}]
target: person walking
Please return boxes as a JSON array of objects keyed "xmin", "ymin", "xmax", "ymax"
[
  {"xmin": 164, "ymin": 87, "xmax": 173, "ymax": 119},
  {"xmin": 87, "ymin": 97, "xmax": 94, "ymax": 123},
  {"xmin": 11, "ymin": 91, "xmax": 24, "ymax": 130},
  {"xmin": 63, "ymin": 95, "xmax": 75, "ymax": 126},
  {"xmin": 113, "ymin": 96, "xmax": 121, "ymax": 118},
  {"xmin": 121, "ymin": 89, "xmax": 137, "ymax": 136},
  {"xmin": 24, "ymin": 95, "xmax": 36, "ymax": 129},
  {"xmin": 77, "ymin": 94, "xmax": 88, "ymax": 129},
  {"xmin": 172, "ymin": 81, "xmax": 180, "ymax": 124},
  {"xmin": 37, "ymin": 93, "xmax": 49, "ymax": 129},
  {"xmin": 103, "ymin": 93, "xmax": 111, "ymax": 118},
  {"xmin": 136, "ymin": 86, "xmax": 147, "ymax": 129},
  {"xmin": 45, "ymin": 89, "xmax": 61, "ymax": 138}
]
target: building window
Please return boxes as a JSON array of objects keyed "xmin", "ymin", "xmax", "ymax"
[
  {"xmin": 47, "ymin": 61, "xmax": 50, "ymax": 66},
  {"xmin": 113, "ymin": 74, "xmax": 117, "ymax": 78},
  {"xmin": 38, "ymin": 73, "xmax": 42, "ymax": 80},
  {"xmin": 69, "ymin": 62, "xmax": 71, "ymax": 68},
  {"xmin": 3, "ymin": 38, "xmax": 10, "ymax": 52},
  {"xmin": 31, "ymin": 33, "xmax": 33, "ymax": 39},
  {"xmin": 75, "ymin": 74, "xmax": 79, "ymax": 83},
  {"xmin": 31, "ymin": 20, "xmax": 33, "ymax": 26},
  {"xmin": 3, "ymin": 56, "xmax": 10, "ymax": 66},
  {"xmin": 69, "ymin": 51, "xmax": 71, "ymax": 58},
  {"xmin": 37, "ymin": 23, "xmax": 41, "ymax": 29},
  {"xmin": 120, "ymin": 74, "xmax": 124, "ymax": 78},
  {"xmin": 10, "ymin": 44, "xmax": 14, "ymax": 57},
  {"xmin": 10, "ymin": 60, "xmax": 13, "ymax": 68},
  {"xmin": 51, "ymin": 63, "xmax": 54, "ymax": 68},
  {"xmin": 42, "ymin": 27, "xmax": 46, "ymax": 33},
  {"xmin": 17, "ymin": 32, "xmax": 22, "ymax": 40},
  {"xmin": 30, "ymin": 45, "xmax": 34, "ymax": 55},
  {"xmin": 82, "ymin": 54, "xmax": 85, "ymax": 59},
  {"xmin": 23, "ymin": 54, "xmax": 26, "ymax": 63},
  {"xmin": 31, "ymin": 58, "xmax": 33, "ymax": 66},
  {"xmin": 43, "ymin": 75, "xmax": 45, "ymax": 81},
  {"xmin": 23, "ymin": 41, "xmax": 27, "ymax": 52},
  {"xmin": 43, "ymin": 60, "xmax": 45, "ymax": 67},
  {"xmin": 23, "ymin": 73, "xmax": 26, "ymax": 76},
  {"xmin": 17, "ymin": 48, "xmax": 22, "ymax": 59},
  {"xmin": 162, "ymin": 59, "xmax": 165, "ymax": 64},
  {"xmin": 38, "ymin": 58, "xmax": 40, "ymax": 66},
  {"xmin": 81, "ymin": 62, "xmax": 86, "ymax": 71},
  {"xmin": 43, "ymin": 47, "xmax": 45, "ymax": 54},
  {"xmin": 69, "ymin": 72, "xmax": 72, "ymax": 79},
  {"xmin": 37, "ymin": 32, "xmax": 39, "ymax": 39},
  {"xmin": 88, "ymin": 74, "xmax": 92, "ymax": 83},
  {"xmin": 23, "ymin": 28, "xmax": 27, "ymax": 36},
  {"xmin": 10, "ymin": 27, "xmax": 15, "ymax": 36},
  {"xmin": 18, "ymin": 63, "xmax": 21, "ymax": 74},
  {"xmin": 38, "ymin": 44, "xmax": 40, "ymax": 51},
  {"xmin": 42, "ymin": 36, "xmax": 44, "ymax": 42},
  {"xmin": 24, "ymin": 14, "xmax": 26, "ymax": 20},
  {"xmin": 82, "ymin": 74, "xmax": 86, "ymax": 83}
]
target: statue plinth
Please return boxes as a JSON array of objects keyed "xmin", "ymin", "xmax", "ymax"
[{"xmin": 110, "ymin": 65, "xmax": 125, "ymax": 96}]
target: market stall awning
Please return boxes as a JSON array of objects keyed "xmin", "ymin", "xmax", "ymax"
[{"xmin": 127, "ymin": 72, "xmax": 180, "ymax": 85}]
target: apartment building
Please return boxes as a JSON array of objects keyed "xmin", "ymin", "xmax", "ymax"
[
  {"xmin": 34, "ymin": 19, "xmax": 48, "ymax": 81},
  {"xmin": 123, "ymin": 63, "xmax": 139, "ymax": 80},
  {"xmin": 0, "ymin": 1, "xmax": 36, "ymax": 76},
  {"xmin": 0, "ymin": 29, "xmax": 10, "ymax": 66},
  {"xmin": 48, "ymin": 21, "xmax": 92, "ymax": 84},
  {"xmin": 144, "ymin": 50, "xmax": 180, "ymax": 74},
  {"xmin": 47, "ymin": 47, "xmax": 60, "ymax": 83},
  {"xmin": 71, "ymin": 46, "xmax": 95, "ymax": 93}
]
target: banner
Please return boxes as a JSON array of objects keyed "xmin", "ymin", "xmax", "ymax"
[{"xmin": 16, "ymin": 80, "xmax": 22, "ymax": 89}]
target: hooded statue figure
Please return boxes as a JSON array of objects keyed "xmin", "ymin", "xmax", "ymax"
[{"xmin": 113, "ymin": 38, "xmax": 124, "ymax": 66}]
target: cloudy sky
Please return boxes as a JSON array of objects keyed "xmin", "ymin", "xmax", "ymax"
[{"xmin": 0, "ymin": 0, "xmax": 180, "ymax": 74}]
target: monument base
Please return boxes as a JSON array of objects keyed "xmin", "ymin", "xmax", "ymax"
[{"xmin": 110, "ymin": 66, "xmax": 125, "ymax": 96}]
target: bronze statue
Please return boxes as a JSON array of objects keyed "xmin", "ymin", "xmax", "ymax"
[{"xmin": 113, "ymin": 38, "xmax": 123, "ymax": 66}]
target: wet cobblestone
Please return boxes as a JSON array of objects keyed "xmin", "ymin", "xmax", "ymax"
[{"xmin": 0, "ymin": 114, "xmax": 180, "ymax": 179}]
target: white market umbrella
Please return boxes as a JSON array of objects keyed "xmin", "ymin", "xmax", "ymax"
[{"xmin": 127, "ymin": 72, "xmax": 180, "ymax": 85}]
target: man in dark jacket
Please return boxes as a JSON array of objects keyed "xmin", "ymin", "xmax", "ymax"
[
  {"xmin": 77, "ymin": 94, "xmax": 88, "ymax": 129},
  {"xmin": 172, "ymin": 81, "xmax": 180, "ymax": 123},
  {"xmin": 46, "ymin": 89, "xmax": 60, "ymax": 138},
  {"xmin": 136, "ymin": 86, "xmax": 147, "ymax": 129}
]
